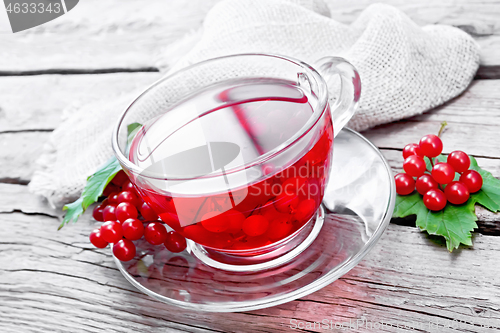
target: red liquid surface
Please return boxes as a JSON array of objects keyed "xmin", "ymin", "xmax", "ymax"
[{"xmin": 129, "ymin": 79, "xmax": 333, "ymax": 252}]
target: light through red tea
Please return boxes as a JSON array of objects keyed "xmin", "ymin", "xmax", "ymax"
[{"xmin": 129, "ymin": 78, "xmax": 333, "ymax": 251}]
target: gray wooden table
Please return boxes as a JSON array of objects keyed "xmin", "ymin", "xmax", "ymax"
[{"xmin": 1, "ymin": 1, "xmax": 500, "ymax": 332}]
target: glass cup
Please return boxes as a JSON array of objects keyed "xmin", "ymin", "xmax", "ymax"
[{"xmin": 112, "ymin": 54, "xmax": 360, "ymax": 268}]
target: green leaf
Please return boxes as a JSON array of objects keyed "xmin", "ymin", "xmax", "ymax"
[
  {"xmin": 394, "ymin": 192, "xmax": 428, "ymax": 220},
  {"xmin": 60, "ymin": 123, "xmax": 142, "ymax": 229},
  {"xmin": 60, "ymin": 197, "xmax": 84, "ymax": 230},
  {"xmin": 394, "ymin": 192, "xmax": 477, "ymax": 251},
  {"xmin": 424, "ymin": 155, "xmax": 447, "ymax": 172},
  {"xmin": 417, "ymin": 200, "xmax": 477, "ymax": 251},
  {"xmin": 394, "ymin": 154, "xmax": 500, "ymax": 251},
  {"xmin": 127, "ymin": 122, "xmax": 142, "ymax": 146},
  {"xmin": 81, "ymin": 157, "xmax": 122, "ymax": 209},
  {"xmin": 436, "ymin": 155, "xmax": 447, "ymax": 163},
  {"xmin": 61, "ymin": 158, "xmax": 121, "ymax": 229},
  {"xmin": 469, "ymin": 156, "xmax": 500, "ymax": 212}
]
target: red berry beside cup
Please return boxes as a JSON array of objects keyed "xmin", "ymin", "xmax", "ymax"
[
  {"xmin": 395, "ymin": 131, "xmax": 482, "ymax": 211},
  {"xmin": 460, "ymin": 170, "xmax": 483, "ymax": 193},
  {"xmin": 444, "ymin": 181, "xmax": 470, "ymax": 205},
  {"xmin": 432, "ymin": 163, "xmax": 455, "ymax": 185},
  {"xmin": 419, "ymin": 134, "xmax": 443, "ymax": 158},
  {"xmin": 403, "ymin": 155, "xmax": 426, "ymax": 177},
  {"xmin": 395, "ymin": 173, "xmax": 415, "ymax": 195},
  {"xmin": 88, "ymin": 170, "xmax": 188, "ymax": 261},
  {"xmin": 423, "ymin": 189, "xmax": 447, "ymax": 211},
  {"xmin": 415, "ymin": 174, "xmax": 438, "ymax": 195}
]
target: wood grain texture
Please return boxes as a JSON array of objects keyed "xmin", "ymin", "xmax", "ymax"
[
  {"xmin": 1, "ymin": 1, "xmax": 500, "ymax": 331},
  {"xmin": 365, "ymin": 121, "xmax": 500, "ymax": 158},
  {"xmin": 1, "ymin": 211, "xmax": 499, "ymax": 333},
  {"xmin": 0, "ymin": 72, "xmax": 161, "ymax": 132},
  {"xmin": 362, "ymin": 79, "xmax": 500, "ymax": 159},
  {"xmin": 0, "ymin": 183, "xmax": 58, "ymax": 216},
  {"xmin": 1, "ymin": 0, "xmax": 499, "ymax": 75},
  {"xmin": 0, "ymin": 132, "xmax": 50, "ymax": 184},
  {"xmin": 0, "ymin": 0, "xmax": 219, "ymax": 71},
  {"xmin": 400, "ymin": 79, "xmax": 500, "ymax": 127}
]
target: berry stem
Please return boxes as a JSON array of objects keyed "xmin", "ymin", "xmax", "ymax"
[
  {"xmin": 437, "ymin": 121, "xmax": 448, "ymax": 138},
  {"xmin": 425, "ymin": 156, "xmax": 435, "ymax": 172}
]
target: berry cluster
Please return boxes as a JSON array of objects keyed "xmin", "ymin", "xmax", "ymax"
[
  {"xmin": 395, "ymin": 134, "xmax": 483, "ymax": 211},
  {"xmin": 89, "ymin": 170, "xmax": 187, "ymax": 261}
]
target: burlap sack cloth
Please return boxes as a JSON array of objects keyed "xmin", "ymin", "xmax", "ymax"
[{"xmin": 29, "ymin": 0, "xmax": 480, "ymax": 207}]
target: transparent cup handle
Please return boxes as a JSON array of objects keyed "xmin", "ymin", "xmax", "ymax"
[{"xmin": 315, "ymin": 57, "xmax": 361, "ymax": 137}]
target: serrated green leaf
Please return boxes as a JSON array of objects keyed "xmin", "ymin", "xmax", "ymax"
[
  {"xmin": 60, "ymin": 158, "xmax": 121, "ymax": 229},
  {"xmin": 469, "ymin": 156, "xmax": 500, "ymax": 212},
  {"xmin": 393, "ymin": 192, "xmax": 428, "ymax": 219},
  {"xmin": 60, "ymin": 197, "xmax": 84, "ymax": 229},
  {"xmin": 471, "ymin": 191, "xmax": 500, "ymax": 212},
  {"xmin": 81, "ymin": 157, "xmax": 122, "ymax": 209},
  {"xmin": 418, "ymin": 200, "xmax": 477, "ymax": 251},
  {"xmin": 393, "ymin": 154, "xmax": 499, "ymax": 252},
  {"xmin": 393, "ymin": 191, "xmax": 477, "ymax": 251}
]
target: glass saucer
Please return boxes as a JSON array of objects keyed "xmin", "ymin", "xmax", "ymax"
[{"xmin": 113, "ymin": 128, "xmax": 396, "ymax": 312}]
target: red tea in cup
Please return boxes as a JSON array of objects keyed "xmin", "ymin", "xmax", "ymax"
[{"xmin": 128, "ymin": 78, "xmax": 333, "ymax": 252}]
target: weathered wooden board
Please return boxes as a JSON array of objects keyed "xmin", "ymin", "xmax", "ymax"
[
  {"xmin": 0, "ymin": 0, "xmax": 219, "ymax": 72},
  {"xmin": 1, "ymin": 75, "xmax": 498, "ymax": 133},
  {"xmin": 0, "ymin": 183, "xmax": 58, "ymax": 216},
  {"xmin": 0, "ymin": 72, "xmax": 161, "ymax": 132},
  {"xmin": 0, "ymin": 132, "xmax": 51, "ymax": 184},
  {"xmin": 476, "ymin": 37, "xmax": 500, "ymax": 78},
  {"xmin": 284, "ymin": 227, "xmax": 500, "ymax": 333},
  {"xmin": 365, "ymin": 122, "xmax": 500, "ymax": 158},
  {"xmin": 363, "ymin": 82, "xmax": 500, "ymax": 158},
  {"xmin": 1, "ymin": 0, "xmax": 500, "ymax": 73},
  {"xmin": 1, "ymin": 211, "xmax": 499, "ymax": 333},
  {"xmin": 404, "ymin": 79, "xmax": 500, "ymax": 126}
]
